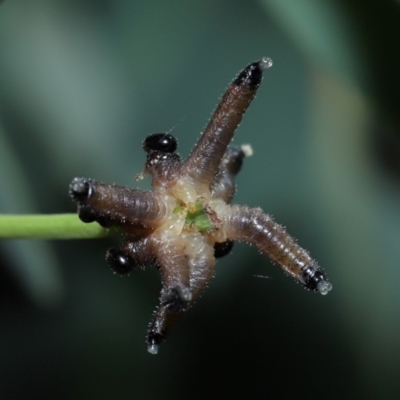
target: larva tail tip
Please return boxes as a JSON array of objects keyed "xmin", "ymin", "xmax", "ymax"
[
  {"xmin": 317, "ymin": 280, "xmax": 332, "ymax": 295},
  {"xmin": 240, "ymin": 144, "xmax": 253, "ymax": 158},
  {"xmin": 69, "ymin": 177, "xmax": 91, "ymax": 201},
  {"xmin": 147, "ymin": 343, "xmax": 159, "ymax": 355},
  {"xmin": 259, "ymin": 57, "xmax": 273, "ymax": 70}
]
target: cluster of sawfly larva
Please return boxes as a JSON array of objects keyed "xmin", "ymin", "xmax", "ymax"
[{"xmin": 70, "ymin": 57, "xmax": 332, "ymax": 354}]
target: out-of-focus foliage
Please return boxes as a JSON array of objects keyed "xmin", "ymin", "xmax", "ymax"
[{"xmin": 0, "ymin": 0, "xmax": 399, "ymax": 399}]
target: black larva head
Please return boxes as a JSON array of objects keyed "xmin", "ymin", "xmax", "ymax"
[
  {"xmin": 69, "ymin": 177, "xmax": 92, "ymax": 202},
  {"xmin": 77, "ymin": 205, "xmax": 98, "ymax": 223},
  {"xmin": 143, "ymin": 133, "xmax": 178, "ymax": 153},
  {"xmin": 106, "ymin": 248, "xmax": 134, "ymax": 275},
  {"xmin": 214, "ymin": 240, "xmax": 234, "ymax": 258}
]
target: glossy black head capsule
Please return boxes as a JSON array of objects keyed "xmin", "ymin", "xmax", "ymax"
[
  {"xmin": 233, "ymin": 57, "xmax": 273, "ymax": 89},
  {"xmin": 143, "ymin": 133, "xmax": 178, "ymax": 153},
  {"xmin": 106, "ymin": 248, "xmax": 134, "ymax": 275},
  {"xmin": 214, "ymin": 240, "xmax": 234, "ymax": 258}
]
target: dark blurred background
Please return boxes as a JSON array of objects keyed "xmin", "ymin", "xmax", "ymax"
[{"xmin": 1, "ymin": 0, "xmax": 400, "ymax": 399}]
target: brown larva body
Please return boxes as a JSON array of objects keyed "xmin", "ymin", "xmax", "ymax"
[
  {"xmin": 210, "ymin": 146, "xmax": 246, "ymax": 203},
  {"xmin": 181, "ymin": 61, "xmax": 265, "ymax": 194},
  {"xmin": 70, "ymin": 57, "xmax": 331, "ymax": 354},
  {"xmin": 70, "ymin": 178, "xmax": 169, "ymax": 232},
  {"xmin": 221, "ymin": 205, "xmax": 326, "ymax": 291}
]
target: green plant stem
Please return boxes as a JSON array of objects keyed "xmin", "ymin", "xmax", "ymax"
[{"xmin": 0, "ymin": 214, "xmax": 116, "ymax": 239}]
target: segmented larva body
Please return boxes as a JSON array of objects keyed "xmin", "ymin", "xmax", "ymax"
[
  {"xmin": 70, "ymin": 57, "xmax": 332, "ymax": 355},
  {"xmin": 210, "ymin": 146, "xmax": 246, "ymax": 203},
  {"xmin": 70, "ymin": 178, "xmax": 170, "ymax": 232},
  {"xmin": 184, "ymin": 233, "xmax": 216, "ymax": 296},
  {"xmin": 181, "ymin": 58, "xmax": 271, "ymax": 197},
  {"xmin": 221, "ymin": 205, "xmax": 332, "ymax": 294}
]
